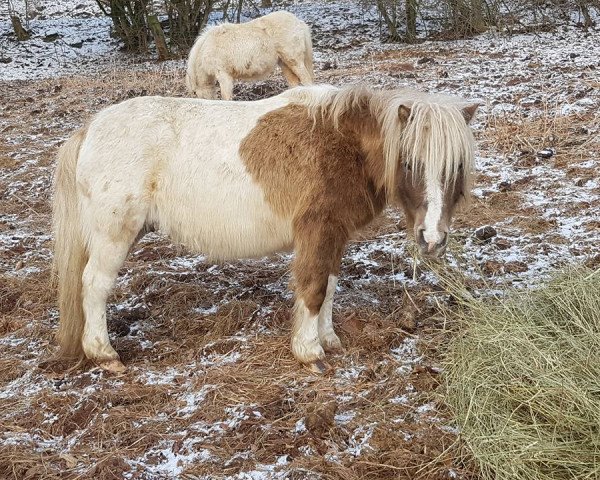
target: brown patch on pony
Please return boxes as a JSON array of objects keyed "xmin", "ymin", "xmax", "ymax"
[{"xmin": 239, "ymin": 104, "xmax": 386, "ymax": 314}]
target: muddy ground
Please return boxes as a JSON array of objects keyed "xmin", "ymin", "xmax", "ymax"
[{"xmin": 1, "ymin": 2, "xmax": 599, "ymax": 479}]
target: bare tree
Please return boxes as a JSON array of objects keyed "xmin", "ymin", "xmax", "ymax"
[
  {"xmin": 7, "ymin": 0, "xmax": 31, "ymax": 40},
  {"xmin": 164, "ymin": 0, "xmax": 215, "ymax": 49},
  {"xmin": 95, "ymin": 0, "xmax": 150, "ymax": 51},
  {"xmin": 95, "ymin": 0, "xmax": 215, "ymax": 56},
  {"xmin": 375, "ymin": 0, "xmax": 402, "ymax": 41},
  {"xmin": 405, "ymin": 0, "xmax": 417, "ymax": 42}
]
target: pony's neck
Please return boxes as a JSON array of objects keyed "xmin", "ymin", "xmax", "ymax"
[{"xmin": 336, "ymin": 106, "xmax": 388, "ymax": 201}]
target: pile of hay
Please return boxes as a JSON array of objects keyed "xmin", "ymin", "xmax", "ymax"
[{"xmin": 443, "ymin": 267, "xmax": 600, "ymax": 480}]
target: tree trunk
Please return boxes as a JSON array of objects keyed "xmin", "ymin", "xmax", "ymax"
[
  {"xmin": 148, "ymin": 14, "xmax": 170, "ymax": 60},
  {"xmin": 405, "ymin": 0, "xmax": 417, "ymax": 43},
  {"xmin": 376, "ymin": 0, "xmax": 401, "ymax": 41},
  {"xmin": 469, "ymin": 0, "xmax": 486, "ymax": 33},
  {"xmin": 222, "ymin": 0, "xmax": 231, "ymax": 20},
  {"xmin": 235, "ymin": 0, "xmax": 243, "ymax": 23},
  {"xmin": 579, "ymin": 2, "xmax": 594, "ymax": 28},
  {"xmin": 11, "ymin": 16, "xmax": 30, "ymax": 41}
]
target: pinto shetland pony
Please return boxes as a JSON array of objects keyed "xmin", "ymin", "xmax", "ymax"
[
  {"xmin": 186, "ymin": 11, "xmax": 313, "ymax": 100},
  {"xmin": 53, "ymin": 85, "xmax": 477, "ymax": 373}
]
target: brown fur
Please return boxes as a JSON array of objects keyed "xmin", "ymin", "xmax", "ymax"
[
  {"xmin": 241, "ymin": 93, "xmax": 474, "ymax": 316},
  {"xmin": 396, "ymin": 162, "xmax": 467, "ymax": 233},
  {"xmin": 240, "ymin": 104, "xmax": 388, "ymax": 314}
]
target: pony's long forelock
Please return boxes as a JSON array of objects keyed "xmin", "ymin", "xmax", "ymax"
[
  {"xmin": 394, "ymin": 101, "xmax": 475, "ymax": 197},
  {"xmin": 286, "ymin": 85, "xmax": 475, "ymax": 201}
]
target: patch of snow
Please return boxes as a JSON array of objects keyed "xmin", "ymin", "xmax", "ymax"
[
  {"xmin": 346, "ymin": 423, "xmax": 376, "ymax": 457},
  {"xmin": 390, "ymin": 337, "xmax": 423, "ymax": 375},
  {"xmin": 199, "ymin": 349, "xmax": 242, "ymax": 367},
  {"xmin": 334, "ymin": 410, "xmax": 356, "ymax": 425},
  {"xmin": 130, "ymin": 438, "xmax": 213, "ymax": 477},
  {"xmin": 177, "ymin": 385, "xmax": 214, "ymax": 417},
  {"xmin": 416, "ymin": 402, "xmax": 436, "ymax": 414},
  {"xmin": 389, "ymin": 394, "xmax": 410, "ymax": 405},
  {"xmin": 294, "ymin": 418, "xmax": 307, "ymax": 434}
]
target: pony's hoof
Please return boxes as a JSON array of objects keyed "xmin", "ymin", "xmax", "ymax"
[
  {"xmin": 97, "ymin": 358, "xmax": 127, "ymax": 374},
  {"xmin": 320, "ymin": 332, "xmax": 343, "ymax": 353},
  {"xmin": 305, "ymin": 359, "xmax": 331, "ymax": 374}
]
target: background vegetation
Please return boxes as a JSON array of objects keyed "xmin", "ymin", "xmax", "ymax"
[{"xmin": 6, "ymin": 0, "xmax": 600, "ymax": 55}]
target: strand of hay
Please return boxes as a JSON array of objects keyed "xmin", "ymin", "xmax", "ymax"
[{"xmin": 442, "ymin": 267, "xmax": 600, "ymax": 480}]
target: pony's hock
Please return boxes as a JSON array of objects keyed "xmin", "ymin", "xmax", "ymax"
[{"xmin": 52, "ymin": 85, "xmax": 477, "ymax": 373}]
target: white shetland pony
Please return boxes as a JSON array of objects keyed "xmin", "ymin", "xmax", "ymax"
[
  {"xmin": 53, "ymin": 85, "xmax": 477, "ymax": 374},
  {"xmin": 186, "ymin": 11, "xmax": 314, "ymax": 100}
]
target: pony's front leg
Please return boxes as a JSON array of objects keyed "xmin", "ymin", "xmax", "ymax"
[
  {"xmin": 291, "ymin": 218, "xmax": 346, "ymax": 372},
  {"xmin": 318, "ymin": 275, "xmax": 342, "ymax": 352}
]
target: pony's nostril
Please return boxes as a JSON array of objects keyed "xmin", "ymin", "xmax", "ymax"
[{"xmin": 417, "ymin": 229, "xmax": 427, "ymax": 247}]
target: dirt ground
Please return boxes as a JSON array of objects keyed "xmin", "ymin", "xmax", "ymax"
[{"xmin": 1, "ymin": 5, "xmax": 599, "ymax": 479}]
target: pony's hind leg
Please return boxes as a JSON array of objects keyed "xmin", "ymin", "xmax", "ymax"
[
  {"xmin": 279, "ymin": 60, "xmax": 301, "ymax": 87},
  {"xmin": 291, "ymin": 216, "xmax": 346, "ymax": 372},
  {"xmin": 216, "ymin": 72, "xmax": 234, "ymax": 100},
  {"xmin": 80, "ymin": 202, "xmax": 147, "ymax": 372},
  {"xmin": 279, "ymin": 57, "xmax": 313, "ymax": 86}
]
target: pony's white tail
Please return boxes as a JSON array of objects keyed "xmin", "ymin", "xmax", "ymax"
[
  {"xmin": 303, "ymin": 25, "xmax": 314, "ymax": 82},
  {"xmin": 52, "ymin": 127, "xmax": 88, "ymax": 361}
]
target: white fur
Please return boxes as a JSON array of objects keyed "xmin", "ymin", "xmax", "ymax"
[
  {"xmin": 291, "ymin": 299, "xmax": 324, "ymax": 363},
  {"xmin": 423, "ymin": 176, "xmax": 444, "ymax": 246},
  {"xmin": 78, "ymin": 95, "xmax": 294, "ymax": 261},
  {"xmin": 318, "ymin": 275, "xmax": 341, "ymax": 350},
  {"xmin": 74, "ymin": 94, "xmax": 295, "ymax": 361},
  {"xmin": 186, "ymin": 11, "xmax": 314, "ymax": 100}
]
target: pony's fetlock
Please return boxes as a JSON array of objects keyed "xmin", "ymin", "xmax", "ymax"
[{"xmin": 291, "ymin": 333, "xmax": 325, "ymax": 364}]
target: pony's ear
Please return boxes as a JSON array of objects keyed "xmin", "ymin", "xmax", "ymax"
[
  {"xmin": 398, "ymin": 104, "xmax": 411, "ymax": 123},
  {"xmin": 462, "ymin": 104, "xmax": 479, "ymax": 124}
]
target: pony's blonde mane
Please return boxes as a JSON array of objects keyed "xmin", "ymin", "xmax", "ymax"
[{"xmin": 285, "ymin": 85, "xmax": 475, "ymax": 200}]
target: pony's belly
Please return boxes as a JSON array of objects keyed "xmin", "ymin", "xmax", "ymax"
[
  {"xmin": 162, "ymin": 208, "xmax": 293, "ymax": 260},
  {"xmin": 151, "ymin": 171, "xmax": 294, "ymax": 261},
  {"xmin": 229, "ymin": 47, "xmax": 278, "ymax": 81}
]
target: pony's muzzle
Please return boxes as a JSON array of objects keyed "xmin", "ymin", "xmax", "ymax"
[{"xmin": 416, "ymin": 228, "xmax": 448, "ymax": 258}]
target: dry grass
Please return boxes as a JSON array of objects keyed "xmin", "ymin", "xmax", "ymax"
[
  {"xmin": 442, "ymin": 266, "xmax": 600, "ymax": 480},
  {"xmin": 484, "ymin": 106, "xmax": 597, "ymax": 163}
]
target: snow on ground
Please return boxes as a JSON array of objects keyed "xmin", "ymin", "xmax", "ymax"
[{"xmin": 1, "ymin": 0, "xmax": 599, "ymax": 478}]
